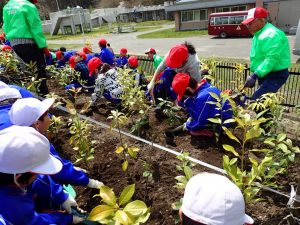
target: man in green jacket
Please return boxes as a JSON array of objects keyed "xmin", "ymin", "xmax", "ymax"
[
  {"xmin": 3, "ymin": 0, "xmax": 51, "ymax": 95},
  {"xmin": 242, "ymin": 7, "xmax": 290, "ymax": 100}
]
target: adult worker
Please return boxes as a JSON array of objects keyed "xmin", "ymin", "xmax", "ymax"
[
  {"xmin": 242, "ymin": 7, "xmax": 290, "ymax": 100},
  {"xmin": 3, "ymin": 0, "xmax": 51, "ymax": 96},
  {"xmin": 147, "ymin": 42, "xmax": 201, "ymax": 103},
  {"xmin": 180, "ymin": 172, "xmax": 254, "ymax": 225},
  {"xmin": 144, "ymin": 47, "xmax": 163, "ymax": 70}
]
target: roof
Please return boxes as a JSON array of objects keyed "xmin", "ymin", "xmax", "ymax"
[{"xmin": 165, "ymin": 0, "xmax": 256, "ymax": 12}]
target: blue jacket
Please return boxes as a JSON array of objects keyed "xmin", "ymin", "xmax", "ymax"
[
  {"xmin": 50, "ymin": 144, "xmax": 89, "ymax": 186},
  {"xmin": 85, "ymin": 54, "xmax": 93, "ymax": 65},
  {"xmin": 0, "ymin": 104, "xmax": 13, "ymax": 131},
  {"xmin": 57, "ymin": 51, "xmax": 76, "ymax": 68},
  {"xmin": 182, "ymin": 81, "xmax": 232, "ymax": 131},
  {"xmin": 9, "ymin": 85, "xmax": 35, "ymax": 98},
  {"xmin": 28, "ymin": 175, "xmax": 69, "ymax": 212},
  {"xmin": 0, "ymin": 185, "xmax": 72, "ymax": 225},
  {"xmin": 96, "ymin": 47, "xmax": 114, "ymax": 66},
  {"xmin": 0, "ymin": 215, "xmax": 6, "ymax": 225},
  {"xmin": 116, "ymin": 56, "xmax": 128, "ymax": 68}
]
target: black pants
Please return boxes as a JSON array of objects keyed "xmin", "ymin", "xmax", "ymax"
[{"xmin": 13, "ymin": 44, "xmax": 49, "ymax": 95}]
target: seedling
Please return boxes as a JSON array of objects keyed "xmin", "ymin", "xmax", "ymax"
[
  {"xmin": 89, "ymin": 184, "xmax": 150, "ymax": 225},
  {"xmin": 48, "ymin": 115, "xmax": 63, "ymax": 140},
  {"xmin": 156, "ymin": 98, "xmax": 183, "ymax": 127}
]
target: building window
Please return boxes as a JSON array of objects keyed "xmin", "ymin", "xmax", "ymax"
[
  {"xmin": 215, "ymin": 5, "xmax": 247, "ymax": 13},
  {"xmin": 181, "ymin": 9, "xmax": 207, "ymax": 22}
]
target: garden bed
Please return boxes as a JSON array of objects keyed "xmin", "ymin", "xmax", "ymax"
[{"xmin": 47, "ymin": 79, "xmax": 300, "ymax": 225}]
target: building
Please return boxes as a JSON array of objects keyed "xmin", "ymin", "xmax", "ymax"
[{"xmin": 166, "ymin": 0, "xmax": 300, "ymax": 32}]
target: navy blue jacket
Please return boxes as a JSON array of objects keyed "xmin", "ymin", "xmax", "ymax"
[
  {"xmin": 50, "ymin": 144, "xmax": 89, "ymax": 186},
  {"xmin": 75, "ymin": 61, "xmax": 95, "ymax": 87},
  {"xmin": 181, "ymin": 81, "xmax": 233, "ymax": 131},
  {"xmin": 0, "ymin": 185, "xmax": 72, "ymax": 225},
  {"xmin": 96, "ymin": 47, "xmax": 114, "ymax": 66},
  {"xmin": 85, "ymin": 54, "xmax": 93, "ymax": 65},
  {"xmin": 116, "ymin": 56, "xmax": 128, "ymax": 68}
]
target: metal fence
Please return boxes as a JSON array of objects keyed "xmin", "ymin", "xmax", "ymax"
[{"xmin": 136, "ymin": 56, "xmax": 300, "ymax": 108}]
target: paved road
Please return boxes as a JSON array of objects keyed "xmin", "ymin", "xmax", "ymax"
[{"xmin": 48, "ymin": 25, "xmax": 299, "ymax": 63}]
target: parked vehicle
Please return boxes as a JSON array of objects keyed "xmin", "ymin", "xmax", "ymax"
[
  {"xmin": 293, "ymin": 19, "xmax": 300, "ymax": 56},
  {"xmin": 208, "ymin": 11, "xmax": 251, "ymax": 38}
]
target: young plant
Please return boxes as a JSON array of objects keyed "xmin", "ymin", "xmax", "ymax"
[
  {"xmin": 46, "ymin": 64, "xmax": 82, "ymax": 87},
  {"xmin": 233, "ymin": 63, "xmax": 247, "ymax": 92},
  {"xmin": 48, "ymin": 115, "xmax": 63, "ymax": 140},
  {"xmin": 201, "ymin": 57, "xmax": 218, "ymax": 85},
  {"xmin": 156, "ymin": 98, "xmax": 183, "ymax": 127},
  {"xmin": 89, "ymin": 184, "xmax": 150, "ymax": 225},
  {"xmin": 20, "ymin": 62, "xmax": 43, "ymax": 94},
  {"xmin": 142, "ymin": 161, "xmax": 153, "ymax": 202}
]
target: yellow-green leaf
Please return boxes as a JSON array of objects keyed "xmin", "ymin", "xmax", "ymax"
[
  {"xmin": 245, "ymin": 126, "xmax": 261, "ymax": 142},
  {"xmin": 175, "ymin": 175, "xmax": 188, "ymax": 184},
  {"xmin": 207, "ymin": 118, "xmax": 221, "ymax": 124},
  {"xmin": 127, "ymin": 147, "xmax": 138, "ymax": 158},
  {"xmin": 114, "ymin": 210, "xmax": 133, "ymax": 225},
  {"xmin": 183, "ymin": 166, "xmax": 193, "ymax": 180},
  {"xmin": 116, "ymin": 146, "xmax": 124, "ymax": 154},
  {"xmin": 277, "ymin": 133, "xmax": 286, "ymax": 142},
  {"xmin": 223, "ymin": 127, "xmax": 240, "ymax": 144},
  {"xmin": 119, "ymin": 184, "xmax": 135, "ymax": 206},
  {"xmin": 123, "ymin": 200, "xmax": 148, "ymax": 216},
  {"xmin": 88, "ymin": 205, "xmax": 115, "ymax": 221},
  {"xmin": 249, "ymin": 157, "xmax": 258, "ymax": 167},
  {"xmin": 209, "ymin": 92, "xmax": 220, "ymax": 100},
  {"xmin": 100, "ymin": 186, "xmax": 117, "ymax": 207},
  {"xmin": 122, "ymin": 160, "xmax": 128, "ymax": 172},
  {"xmin": 223, "ymin": 144, "xmax": 239, "ymax": 157}
]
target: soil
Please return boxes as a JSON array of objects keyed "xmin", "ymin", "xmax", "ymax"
[{"xmin": 47, "ymin": 79, "xmax": 300, "ymax": 225}]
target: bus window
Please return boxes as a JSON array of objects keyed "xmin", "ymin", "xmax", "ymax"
[
  {"xmin": 215, "ymin": 17, "xmax": 222, "ymax": 25},
  {"xmin": 229, "ymin": 16, "xmax": 236, "ymax": 24},
  {"xmin": 221, "ymin": 17, "xmax": 229, "ymax": 24},
  {"xmin": 210, "ymin": 17, "xmax": 215, "ymax": 25},
  {"xmin": 235, "ymin": 16, "xmax": 245, "ymax": 24}
]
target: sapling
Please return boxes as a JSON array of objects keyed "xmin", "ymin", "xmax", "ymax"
[
  {"xmin": 48, "ymin": 115, "xmax": 63, "ymax": 140},
  {"xmin": 156, "ymin": 98, "xmax": 183, "ymax": 127},
  {"xmin": 142, "ymin": 161, "xmax": 153, "ymax": 202},
  {"xmin": 89, "ymin": 184, "xmax": 150, "ymax": 225}
]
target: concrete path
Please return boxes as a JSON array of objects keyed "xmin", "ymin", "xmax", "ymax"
[{"xmin": 48, "ymin": 24, "xmax": 299, "ymax": 63}]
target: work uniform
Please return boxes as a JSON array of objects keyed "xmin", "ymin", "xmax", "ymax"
[
  {"xmin": 116, "ymin": 56, "xmax": 128, "ymax": 68},
  {"xmin": 250, "ymin": 22, "xmax": 290, "ymax": 100},
  {"xmin": 92, "ymin": 68, "xmax": 123, "ymax": 104},
  {"xmin": 153, "ymin": 54, "xmax": 163, "ymax": 70},
  {"xmin": 181, "ymin": 80, "xmax": 232, "ymax": 132},
  {"xmin": 95, "ymin": 47, "xmax": 115, "ymax": 66},
  {"xmin": 3, "ymin": 0, "xmax": 49, "ymax": 95},
  {"xmin": 57, "ymin": 51, "xmax": 76, "ymax": 68}
]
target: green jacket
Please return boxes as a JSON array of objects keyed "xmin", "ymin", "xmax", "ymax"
[
  {"xmin": 153, "ymin": 54, "xmax": 163, "ymax": 70},
  {"xmin": 3, "ymin": 0, "xmax": 47, "ymax": 48},
  {"xmin": 250, "ymin": 23, "xmax": 290, "ymax": 78}
]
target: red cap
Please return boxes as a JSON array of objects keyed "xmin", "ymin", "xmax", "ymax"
[
  {"xmin": 172, "ymin": 73, "xmax": 190, "ymax": 101},
  {"xmin": 76, "ymin": 51, "xmax": 87, "ymax": 60},
  {"xmin": 1, "ymin": 45, "xmax": 12, "ymax": 52},
  {"xmin": 56, "ymin": 51, "xmax": 63, "ymax": 60},
  {"xmin": 120, "ymin": 48, "xmax": 128, "ymax": 54},
  {"xmin": 88, "ymin": 57, "xmax": 102, "ymax": 76},
  {"xmin": 145, "ymin": 48, "xmax": 156, "ymax": 54},
  {"xmin": 242, "ymin": 7, "xmax": 268, "ymax": 25},
  {"xmin": 98, "ymin": 39, "xmax": 107, "ymax": 46},
  {"xmin": 83, "ymin": 46, "xmax": 92, "ymax": 54},
  {"xmin": 69, "ymin": 55, "xmax": 76, "ymax": 69},
  {"xmin": 0, "ymin": 33, "xmax": 5, "ymax": 41},
  {"xmin": 128, "ymin": 56, "xmax": 138, "ymax": 68},
  {"xmin": 166, "ymin": 45, "xmax": 188, "ymax": 68}
]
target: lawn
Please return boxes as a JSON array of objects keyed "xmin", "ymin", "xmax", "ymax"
[{"xmin": 137, "ymin": 28, "xmax": 208, "ymax": 39}]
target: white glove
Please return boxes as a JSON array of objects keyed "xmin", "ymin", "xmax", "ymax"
[
  {"xmin": 187, "ymin": 117, "xmax": 192, "ymax": 123},
  {"xmin": 147, "ymin": 79, "xmax": 155, "ymax": 92},
  {"xmin": 73, "ymin": 215, "xmax": 84, "ymax": 224},
  {"xmin": 74, "ymin": 166, "xmax": 87, "ymax": 173},
  {"xmin": 62, "ymin": 195, "xmax": 77, "ymax": 214},
  {"xmin": 87, "ymin": 179, "xmax": 104, "ymax": 189}
]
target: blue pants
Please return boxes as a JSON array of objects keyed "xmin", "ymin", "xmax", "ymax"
[
  {"xmin": 252, "ymin": 69, "xmax": 289, "ymax": 100},
  {"xmin": 153, "ymin": 68, "xmax": 177, "ymax": 101}
]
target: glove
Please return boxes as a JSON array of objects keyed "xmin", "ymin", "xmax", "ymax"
[
  {"xmin": 73, "ymin": 215, "xmax": 84, "ymax": 224},
  {"xmin": 244, "ymin": 73, "xmax": 258, "ymax": 88},
  {"xmin": 74, "ymin": 166, "xmax": 87, "ymax": 173},
  {"xmin": 87, "ymin": 179, "xmax": 104, "ymax": 189},
  {"xmin": 43, "ymin": 48, "xmax": 51, "ymax": 57},
  {"xmin": 62, "ymin": 196, "xmax": 77, "ymax": 214},
  {"xmin": 147, "ymin": 79, "xmax": 155, "ymax": 92}
]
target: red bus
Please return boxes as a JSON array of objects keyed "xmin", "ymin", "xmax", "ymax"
[{"xmin": 208, "ymin": 11, "xmax": 251, "ymax": 38}]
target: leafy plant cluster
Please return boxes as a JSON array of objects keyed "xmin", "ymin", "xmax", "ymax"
[{"xmin": 156, "ymin": 98, "xmax": 183, "ymax": 127}]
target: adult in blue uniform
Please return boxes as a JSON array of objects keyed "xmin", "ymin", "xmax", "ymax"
[
  {"xmin": 165, "ymin": 73, "xmax": 233, "ymax": 140},
  {"xmin": 0, "ymin": 126, "xmax": 84, "ymax": 225},
  {"xmin": 95, "ymin": 39, "xmax": 115, "ymax": 66}
]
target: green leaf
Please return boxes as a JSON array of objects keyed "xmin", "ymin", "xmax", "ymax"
[
  {"xmin": 245, "ymin": 126, "xmax": 261, "ymax": 142},
  {"xmin": 209, "ymin": 92, "xmax": 220, "ymax": 100},
  {"xmin": 223, "ymin": 127, "xmax": 241, "ymax": 144},
  {"xmin": 114, "ymin": 210, "xmax": 133, "ymax": 225},
  {"xmin": 183, "ymin": 166, "xmax": 193, "ymax": 180},
  {"xmin": 100, "ymin": 186, "xmax": 117, "ymax": 207},
  {"xmin": 127, "ymin": 147, "xmax": 139, "ymax": 158},
  {"xmin": 175, "ymin": 175, "xmax": 188, "ymax": 184},
  {"xmin": 122, "ymin": 160, "xmax": 129, "ymax": 172},
  {"xmin": 119, "ymin": 184, "xmax": 135, "ymax": 206},
  {"xmin": 135, "ymin": 209, "xmax": 151, "ymax": 223},
  {"xmin": 277, "ymin": 133, "xmax": 286, "ymax": 142},
  {"xmin": 223, "ymin": 144, "xmax": 239, "ymax": 157},
  {"xmin": 249, "ymin": 157, "xmax": 258, "ymax": 167},
  {"xmin": 116, "ymin": 146, "xmax": 124, "ymax": 154},
  {"xmin": 207, "ymin": 118, "xmax": 221, "ymax": 124},
  {"xmin": 229, "ymin": 158, "xmax": 238, "ymax": 165},
  {"xmin": 88, "ymin": 205, "xmax": 115, "ymax": 221},
  {"xmin": 223, "ymin": 118, "xmax": 235, "ymax": 124},
  {"xmin": 123, "ymin": 200, "xmax": 148, "ymax": 216},
  {"xmin": 278, "ymin": 143, "xmax": 289, "ymax": 153}
]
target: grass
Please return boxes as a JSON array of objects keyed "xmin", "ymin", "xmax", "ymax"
[{"xmin": 137, "ymin": 28, "xmax": 208, "ymax": 39}]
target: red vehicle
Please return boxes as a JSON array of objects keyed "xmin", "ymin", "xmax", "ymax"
[{"xmin": 208, "ymin": 11, "xmax": 251, "ymax": 38}]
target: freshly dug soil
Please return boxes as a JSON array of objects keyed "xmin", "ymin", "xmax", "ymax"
[{"xmin": 47, "ymin": 79, "xmax": 300, "ymax": 225}]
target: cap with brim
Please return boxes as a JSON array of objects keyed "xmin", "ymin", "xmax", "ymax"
[
  {"xmin": 145, "ymin": 48, "xmax": 156, "ymax": 54},
  {"xmin": 0, "ymin": 88, "xmax": 21, "ymax": 102},
  {"xmin": 0, "ymin": 126, "xmax": 62, "ymax": 175},
  {"xmin": 9, "ymin": 98, "xmax": 54, "ymax": 126},
  {"xmin": 76, "ymin": 51, "xmax": 87, "ymax": 60},
  {"xmin": 88, "ymin": 57, "xmax": 102, "ymax": 76},
  {"xmin": 165, "ymin": 45, "xmax": 188, "ymax": 68},
  {"xmin": 241, "ymin": 7, "xmax": 268, "ymax": 25},
  {"xmin": 172, "ymin": 73, "xmax": 190, "ymax": 102}
]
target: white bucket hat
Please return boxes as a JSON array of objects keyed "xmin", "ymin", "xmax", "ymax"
[
  {"xmin": 9, "ymin": 97, "xmax": 54, "ymax": 126},
  {"xmin": 0, "ymin": 126, "xmax": 62, "ymax": 174},
  {"xmin": 0, "ymin": 81, "xmax": 9, "ymax": 89},
  {"xmin": 0, "ymin": 87, "xmax": 21, "ymax": 102},
  {"xmin": 181, "ymin": 172, "xmax": 254, "ymax": 225}
]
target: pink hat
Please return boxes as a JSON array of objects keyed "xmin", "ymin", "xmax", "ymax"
[
  {"xmin": 172, "ymin": 73, "xmax": 190, "ymax": 101},
  {"xmin": 145, "ymin": 48, "xmax": 156, "ymax": 54},
  {"xmin": 88, "ymin": 57, "xmax": 102, "ymax": 76},
  {"xmin": 242, "ymin": 7, "xmax": 268, "ymax": 25},
  {"xmin": 166, "ymin": 45, "xmax": 188, "ymax": 68},
  {"xmin": 128, "ymin": 56, "xmax": 138, "ymax": 68}
]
